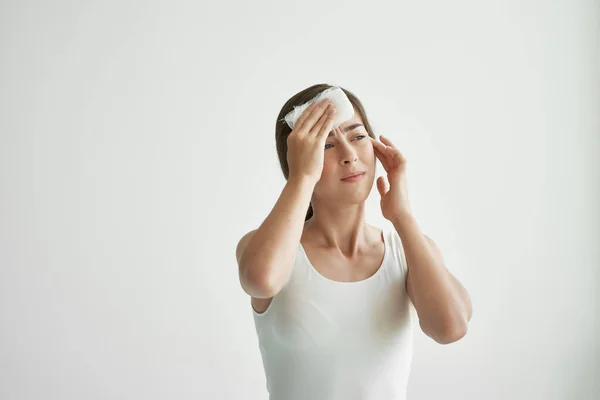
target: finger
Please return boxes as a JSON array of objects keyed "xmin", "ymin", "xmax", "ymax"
[
  {"xmin": 391, "ymin": 146, "xmax": 406, "ymax": 163},
  {"xmin": 370, "ymin": 136, "xmax": 388, "ymax": 151},
  {"xmin": 316, "ymin": 107, "xmax": 337, "ymax": 140},
  {"xmin": 297, "ymin": 100, "xmax": 331, "ymax": 134},
  {"xmin": 379, "ymin": 135, "xmax": 407, "ymax": 165},
  {"xmin": 376, "ymin": 176, "xmax": 389, "ymax": 197},
  {"xmin": 379, "ymin": 134, "xmax": 396, "ymax": 148},
  {"xmin": 373, "ymin": 144, "xmax": 391, "ymax": 172},
  {"xmin": 388, "ymin": 147, "xmax": 406, "ymax": 165},
  {"xmin": 375, "ymin": 136, "xmax": 403, "ymax": 166},
  {"xmin": 311, "ymin": 104, "xmax": 334, "ymax": 136},
  {"xmin": 294, "ymin": 101, "xmax": 320, "ymax": 132},
  {"xmin": 371, "ymin": 137, "xmax": 392, "ymax": 170},
  {"xmin": 378, "ymin": 138, "xmax": 405, "ymax": 164},
  {"xmin": 375, "ymin": 148, "xmax": 391, "ymax": 172}
]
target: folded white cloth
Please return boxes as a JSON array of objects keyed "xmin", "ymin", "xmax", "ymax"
[{"xmin": 283, "ymin": 86, "xmax": 355, "ymax": 130}]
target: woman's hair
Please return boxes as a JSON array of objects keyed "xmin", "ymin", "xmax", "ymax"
[{"xmin": 275, "ymin": 83, "xmax": 377, "ymax": 221}]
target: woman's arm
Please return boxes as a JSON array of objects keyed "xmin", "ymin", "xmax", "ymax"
[
  {"xmin": 236, "ymin": 176, "xmax": 315, "ymax": 299},
  {"xmin": 392, "ymin": 212, "xmax": 472, "ymax": 344}
]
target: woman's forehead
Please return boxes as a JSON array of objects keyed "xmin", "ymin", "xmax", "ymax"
[{"xmin": 339, "ymin": 111, "xmax": 364, "ymax": 128}]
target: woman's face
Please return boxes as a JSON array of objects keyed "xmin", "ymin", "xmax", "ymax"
[{"xmin": 313, "ymin": 109, "xmax": 376, "ymax": 205}]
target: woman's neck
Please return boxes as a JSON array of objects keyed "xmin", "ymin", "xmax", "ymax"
[{"xmin": 303, "ymin": 214, "xmax": 376, "ymax": 258}]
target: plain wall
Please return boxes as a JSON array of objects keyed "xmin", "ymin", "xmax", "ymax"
[{"xmin": 1, "ymin": 0, "xmax": 598, "ymax": 399}]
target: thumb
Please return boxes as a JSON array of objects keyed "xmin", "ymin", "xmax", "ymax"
[{"xmin": 376, "ymin": 176, "xmax": 388, "ymax": 197}]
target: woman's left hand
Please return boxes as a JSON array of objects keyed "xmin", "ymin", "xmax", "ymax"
[{"xmin": 370, "ymin": 135, "xmax": 412, "ymax": 221}]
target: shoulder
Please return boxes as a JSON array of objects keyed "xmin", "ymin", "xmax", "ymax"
[{"xmin": 387, "ymin": 228, "xmax": 408, "ymax": 276}]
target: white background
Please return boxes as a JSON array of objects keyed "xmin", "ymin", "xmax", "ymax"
[{"xmin": 1, "ymin": 1, "xmax": 598, "ymax": 399}]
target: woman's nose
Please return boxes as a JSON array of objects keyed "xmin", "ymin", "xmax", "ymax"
[{"xmin": 335, "ymin": 132, "xmax": 358, "ymax": 164}]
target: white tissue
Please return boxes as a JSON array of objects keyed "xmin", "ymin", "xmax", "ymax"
[{"xmin": 283, "ymin": 86, "xmax": 355, "ymax": 130}]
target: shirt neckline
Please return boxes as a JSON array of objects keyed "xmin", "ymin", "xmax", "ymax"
[{"xmin": 299, "ymin": 229, "xmax": 388, "ymax": 285}]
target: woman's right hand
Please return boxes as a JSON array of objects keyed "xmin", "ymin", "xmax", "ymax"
[{"xmin": 286, "ymin": 99, "xmax": 337, "ymax": 185}]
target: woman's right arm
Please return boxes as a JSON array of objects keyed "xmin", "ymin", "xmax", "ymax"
[
  {"xmin": 236, "ymin": 175, "xmax": 315, "ymax": 299},
  {"xmin": 236, "ymin": 99, "xmax": 337, "ymax": 299}
]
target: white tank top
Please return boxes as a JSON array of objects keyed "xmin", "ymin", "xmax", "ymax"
[{"xmin": 251, "ymin": 228, "xmax": 415, "ymax": 400}]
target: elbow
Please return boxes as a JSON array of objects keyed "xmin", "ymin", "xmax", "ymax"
[
  {"xmin": 240, "ymin": 264, "xmax": 280, "ymax": 299},
  {"xmin": 436, "ymin": 322, "xmax": 468, "ymax": 345},
  {"xmin": 421, "ymin": 319, "xmax": 468, "ymax": 345}
]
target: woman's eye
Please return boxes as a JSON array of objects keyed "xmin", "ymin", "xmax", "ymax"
[{"xmin": 325, "ymin": 135, "xmax": 365, "ymax": 149}]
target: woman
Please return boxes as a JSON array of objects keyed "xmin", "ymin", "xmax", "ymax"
[{"xmin": 236, "ymin": 83, "xmax": 472, "ymax": 400}]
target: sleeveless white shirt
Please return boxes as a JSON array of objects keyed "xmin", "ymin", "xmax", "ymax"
[{"xmin": 251, "ymin": 228, "xmax": 416, "ymax": 400}]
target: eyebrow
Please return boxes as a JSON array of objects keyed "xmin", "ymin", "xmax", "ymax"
[{"xmin": 327, "ymin": 123, "xmax": 364, "ymax": 138}]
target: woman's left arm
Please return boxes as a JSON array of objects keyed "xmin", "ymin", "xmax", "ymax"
[
  {"xmin": 370, "ymin": 134, "xmax": 472, "ymax": 344},
  {"xmin": 392, "ymin": 212, "xmax": 472, "ymax": 345}
]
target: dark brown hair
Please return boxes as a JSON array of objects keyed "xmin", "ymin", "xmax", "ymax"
[{"xmin": 275, "ymin": 83, "xmax": 377, "ymax": 221}]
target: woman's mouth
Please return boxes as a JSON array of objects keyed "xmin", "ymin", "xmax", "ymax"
[{"xmin": 341, "ymin": 172, "xmax": 366, "ymax": 182}]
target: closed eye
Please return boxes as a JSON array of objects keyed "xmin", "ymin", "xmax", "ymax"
[{"xmin": 325, "ymin": 135, "xmax": 366, "ymax": 150}]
